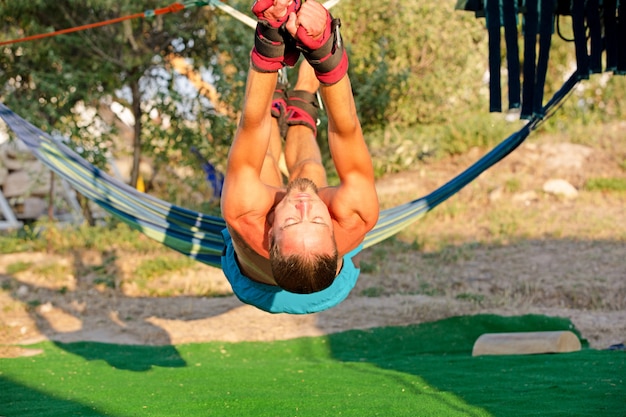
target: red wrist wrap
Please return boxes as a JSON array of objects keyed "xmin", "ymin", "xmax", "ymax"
[
  {"xmin": 296, "ymin": 16, "xmax": 348, "ymax": 85},
  {"xmin": 250, "ymin": 0, "xmax": 301, "ymax": 72}
]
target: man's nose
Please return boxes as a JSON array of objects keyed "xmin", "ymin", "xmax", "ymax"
[{"xmin": 295, "ymin": 200, "xmax": 310, "ymax": 217}]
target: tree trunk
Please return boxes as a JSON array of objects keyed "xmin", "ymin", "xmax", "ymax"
[
  {"xmin": 47, "ymin": 171, "xmax": 55, "ymax": 221},
  {"xmin": 166, "ymin": 54, "xmax": 234, "ymax": 118},
  {"xmin": 78, "ymin": 194, "xmax": 95, "ymax": 227},
  {"xmin": 130, "ymin": 79, "xmax": 142, "ymax": 189}
]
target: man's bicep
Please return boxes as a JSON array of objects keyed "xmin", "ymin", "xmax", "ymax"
[
  {"xmin": 332, "ymin": 137, "xmax": 376, "ymax": 185},
  {"xmin": 221, "ymin": 168, "xmax": 270, "ymax": 220},
  {"xmin": 226, "ymin": 127, "xmax": 270, "ymax": 175},
  {"xmin": 333, "ymin": 176, "xmax": 379, "ymax": 227}
]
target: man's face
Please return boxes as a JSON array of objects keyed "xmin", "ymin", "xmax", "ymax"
[{"xmin": 270, "ymin": 178, "xmax": 334, "ymax": 256}]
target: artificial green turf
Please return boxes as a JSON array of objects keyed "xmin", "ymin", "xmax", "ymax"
[{"xmin": 0, "ymin": 314, "xmax": 624, "ymax": 416}]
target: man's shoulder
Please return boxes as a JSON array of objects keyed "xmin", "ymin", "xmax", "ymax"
[
  {"xmin": 221, "ymin": 181, "xmax": 279, "ymax": 221},
  {"xmin": 225, "ymin": 214, "xmax": 269, "ymax": 255},
  {"xmin": 321, "ymin": 182, "xmax": 379, "ymax": 224}
]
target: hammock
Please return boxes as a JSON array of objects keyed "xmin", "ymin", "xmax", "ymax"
[
  {"xmin": 0, "ymin": 0, "xmax": 619, "ymax": 268},
  {"xmin": 0, "ymin": 71, "xmax": 581, "ymax": 268}
]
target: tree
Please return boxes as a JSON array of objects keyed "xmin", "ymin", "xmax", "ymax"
[{"xmin": 0, "ymin": 0, "xmax": 233, "ymax": 191}]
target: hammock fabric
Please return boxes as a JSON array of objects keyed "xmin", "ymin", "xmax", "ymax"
[{"xmin": 0, "ymin": 71, "xmax": 581, "ymax": 268}]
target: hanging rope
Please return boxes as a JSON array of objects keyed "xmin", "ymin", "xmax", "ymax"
[
  {"xmin": 196, "ymin": 0, "xmax": 342, "ymax": 29},
  {"xmin": 210, "ymin": 0, "xmax": 256, "ymax": 28},
  {"xmin": 0, "ymin": 0, "xmax": 342, "ymax": 46},
  {"xmin": 0, "ymin": 1, "xmax": 208, "ymax": 46}
]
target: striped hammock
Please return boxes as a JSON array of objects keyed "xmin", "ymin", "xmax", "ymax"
[{"xmin": 0, "ymin": 72, "xmax": 581, "ymax": 268}]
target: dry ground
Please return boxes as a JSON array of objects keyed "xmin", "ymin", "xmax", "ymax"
[{"xmin": 1, "ymin": 122, "xmax": 625, "ymax": 358}]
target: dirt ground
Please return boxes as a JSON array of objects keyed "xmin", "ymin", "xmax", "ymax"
[{"xmin": 1, "ymin": 123, "xmax": 625, "ymax": 358}]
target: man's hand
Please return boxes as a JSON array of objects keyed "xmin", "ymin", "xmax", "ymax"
[
  {"xmin": 284, "ymin": 0, "xmax": 346, "ymax": 85},
  {"xmin": 250, "ymin": 0, "xmax": 301, "ymax": 71},
  {"xmin": 253, "ymin": 0, "xmax": 297, "ymax": 27},
  {"xmin": 285, "ymin": 0, "xmax": 328, "ymax": 47}
]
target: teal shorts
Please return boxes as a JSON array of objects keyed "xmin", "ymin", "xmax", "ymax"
[{"xmin": 221, "ymin": 228, "xmax": 362, "ymax": 314}]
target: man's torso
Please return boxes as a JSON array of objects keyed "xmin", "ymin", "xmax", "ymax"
[{"xmin": 226, "ymin": 187, "xmax": 372, "ymax": 281}]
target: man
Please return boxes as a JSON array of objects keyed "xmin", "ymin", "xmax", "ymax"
[{"xmin": 220, "ymin": 0, "xmax": 379, "ymax": 314}]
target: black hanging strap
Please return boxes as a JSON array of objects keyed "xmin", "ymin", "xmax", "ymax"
[
  {"xmin": 485, "ymin": 0, "xmax": 503, "ymax": 112},
  {"xmin": 533, "ymin": 0, "xmax": 556, "ymax": 117},
  {"xmin": 604, "ymin": 0, "xmax": 618, "ymax": 72},
  {"xmin": 618, "ymin": 0, "xmax": 626, "ymax": 74},
  {"xmin": 503, "ymin": 0, "xmax": 521, "ymax": 109},
  {"xmin": 571, "ymin": 0, "xmax": 590, "ymax": 78},
  {"xmin": 586, "ymin": 0, "xmax": 603, "ymax": 73},
  {"xmin": 521, "ymin": 0, "xmax": 539, "ymax": 119}
]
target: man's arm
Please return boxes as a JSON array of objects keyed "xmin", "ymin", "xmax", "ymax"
[
  {"xmin": 221, "ymin": 68, "xmax": 278, "ymax": 223},
  {"xmin": 321, "ymin": 76, "xmax": 374, "ymax": 185},
  {"xmin": 223, "ymin": 0, "xmax": 300, "ymax": 224},
  {"xmin": 286, "ymin": 0, "xmax": 379, "ymax": 229},
  {"xmin": 320, "ymin": 75, "xmax": 379, "ymax": 228}
]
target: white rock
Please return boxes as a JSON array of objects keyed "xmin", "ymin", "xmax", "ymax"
[
  {"xmin": 512, "ymin": 190, "xmax": 539, "ymax": 204},
  {"xmin": 543, "ymin": 179, "xmax": 578, "ymax": 198},
  {"xmin": 16, "ymin": 285, "xmax": 29, "ymax": 298},
  {"xmin": 488, "ymin": 187, "xmax": 504, "ymax": 202}
]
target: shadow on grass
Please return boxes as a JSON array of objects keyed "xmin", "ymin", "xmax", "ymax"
[
  {"xmin": 53, "ymin": 341, "xmax": 186, "ymax": 371},
  {"xmin": 326, "ymin": 314, "xmax": 625, "ymax": 417},
  {"xmin": 0, "ymin": 376, "xmax": 113, "ymax": 417},
  {"xmin": 1, "ymin": 245, "xmax": 239, "ymax": 370}
]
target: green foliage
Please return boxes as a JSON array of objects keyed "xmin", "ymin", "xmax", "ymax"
[
  {"xmin": 0, "ymin": 221, "xmax": 163, "ymax": 255},
  {"xmin": 0, "ymin": 225, "xmax": 46, "ymax": 253},
  {"xmin": 134, "ymin": 255, "xmax": 196, "ymax": 283},
  {"xmin": 360, "ymin": 286, "xmax": 384, "ymax": 297},
  {"xmin": 455, "ymin": 292, "xmax": 485, "ymax": 304},
  {"xmin": 5, "ymin": 261, "xmax": 33, "ymax": 275},
  {"xmin": 412, "ymin": 280, "xmax": 444, "ymax": 297},
  {"xmin": 31, "ymin": 262, "xmax": 70, "ymax": 281},
  {"xmin": 2, "ymin": 0, "xmax": 626, "ymax": 192},
  {"xmin": 0, "ymin": 0, "xmax": 222, "ymax": 180},
  {"xmin": 504, "ymin": 177, "xmax": 522, "ymax": 193},
  {"xmin": 367, "ymin": 113, "xmax": 517, "ymax": 174},
  {"xmin": 584, "ymin": 177, "xmax": 626, "ymax": 193},
  {"xmin": 335, "ymin": 1, "xmax": 626, "ymax": 174},
  {"xmin": 337, "ymin": 0, "xmax": 492, "ymax": 126}
]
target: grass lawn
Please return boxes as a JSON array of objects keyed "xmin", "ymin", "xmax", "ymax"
[{"xmin": 1, "ymin": 314, "xmax": 624, "ymax": 417}]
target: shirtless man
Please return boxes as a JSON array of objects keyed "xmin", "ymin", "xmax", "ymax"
[{"xmin": 220, "ymin": 0, "xmax": 379, "ymax": 314}]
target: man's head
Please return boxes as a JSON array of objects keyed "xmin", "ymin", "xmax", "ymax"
[{"xmin": 268, "ymin": 178, "xmax": 339, "ymax": 293}]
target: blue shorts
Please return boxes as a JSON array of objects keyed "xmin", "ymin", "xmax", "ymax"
[{"xmin": 221, "ymin": 228, "xmax": 362, "ymax": 314}]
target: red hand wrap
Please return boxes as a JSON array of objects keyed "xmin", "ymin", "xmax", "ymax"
[
  {"xmin": 296, "ymin": 13, "xmax": 348, "ymax": 85},
  {"xmin": 252, "ymin": 0, "xmax": 299, "ymax": 28},
  {"xmin": 250, "ymin": 0, "xmax": 302, "ymax": 72},
  {"xmin": 250, "ymin": 22, "xmax": 285, "ymax": 72}
]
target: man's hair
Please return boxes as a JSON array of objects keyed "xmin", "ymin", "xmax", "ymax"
[{"xmin": 269, "ymin": 239, "xmax": 339, "ymax": 294}]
